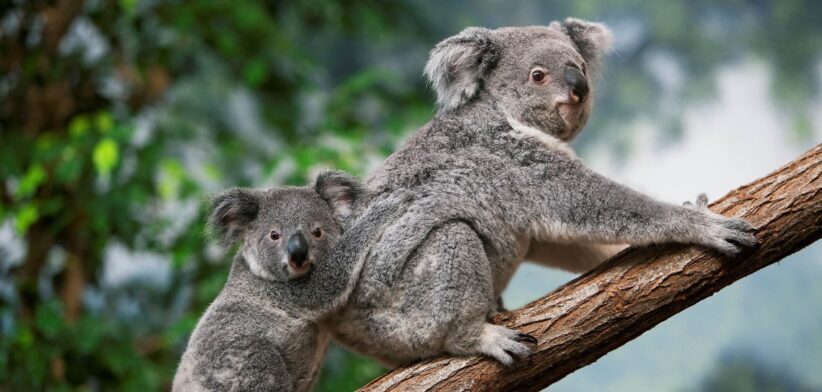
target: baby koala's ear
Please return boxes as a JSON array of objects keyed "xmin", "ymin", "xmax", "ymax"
[
  {"xmin": 314, "ymin": 170, "xmax": 363, "ymax": 223},
  {"xmin": 556, "ymin": 18, "xmax": 613, "ymax": 74},
  {"xmin": 424, "ymin": 27, "xmax": 500, "ymax": 112},
  {"xmin": 208, "ymin": 188, "xmax": 259, "ymax": 245}
]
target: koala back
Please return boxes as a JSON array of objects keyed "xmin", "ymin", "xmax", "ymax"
[{"xmin": 173, "ymin": 259, "xmax": 327, "ymax": 392}]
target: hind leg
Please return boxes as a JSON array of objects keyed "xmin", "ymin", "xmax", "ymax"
[{"xmin": 400, "ymin": 221, "xmax": 536, "ymax": 365}]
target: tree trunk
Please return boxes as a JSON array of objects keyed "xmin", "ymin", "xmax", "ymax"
[{"xmin": 360, "ymin": 143, "xmax": 822, "ymax": 392}]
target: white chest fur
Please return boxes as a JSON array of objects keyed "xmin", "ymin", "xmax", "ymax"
[{"xmin": 506, "ymin": 116, "xmax": 578, "ymax": 159}]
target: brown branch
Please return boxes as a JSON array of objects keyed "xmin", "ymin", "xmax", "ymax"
[{"xmin": 361, "ymin": 143, "xmax": 822, "ymax": 392}]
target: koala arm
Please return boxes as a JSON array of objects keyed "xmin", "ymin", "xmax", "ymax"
[{"xmin": 516, "ymin": 156, "xmax": 757, "ymax": 255}]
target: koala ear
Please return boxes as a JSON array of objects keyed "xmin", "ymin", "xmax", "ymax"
[
  {"xmin": 208, "ymin": 188, "xmax": 259, "ymax": 245},
  {"xmin": 424, "ymin": 27, "xmax": 500, "ymax": 112},
  {"xmin": 314, "ymin": 170, "xmax": 363, "ymax": 222},
  {"xmin": 560, "ymin": 18, "xmax": 613, "ymax": 74}
]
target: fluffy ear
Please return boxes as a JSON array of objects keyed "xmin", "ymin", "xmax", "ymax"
[
  {"xmin": 560, "ymin": 18, "xmax": 613, "ymax": 74},
  {"xmin": 207, "ymin": 188, "xmax": 259, "ymax": 245},
  {"xmin": 424, "ymin": 27, "xmax": 500, "ymax": 112},
  {"xmin": 314, "ymin": 170, "xmax": 363, "ymax": 222}
]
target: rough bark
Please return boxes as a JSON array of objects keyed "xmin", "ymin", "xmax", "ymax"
[{"xmin": 361, "ymin": 143, "xmax": 822, "ymax": 392}]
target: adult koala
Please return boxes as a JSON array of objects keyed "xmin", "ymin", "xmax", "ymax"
[{"xmin": 324, "ymin": 18, "xmax": 757, "ymax": 366}]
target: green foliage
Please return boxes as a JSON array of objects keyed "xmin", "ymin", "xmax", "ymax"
[
  {"xmin": 317, "ymin": 345, "xmax": 387, "ymax": 391},
  {"xmin": 1, "ymin": 0, "xmax": 427, "ymax": 389},
  {"xmin": 1, "ymin": 301, "xmax": 176, "ymax": 391}
]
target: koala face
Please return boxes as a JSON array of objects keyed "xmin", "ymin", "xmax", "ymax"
[
  {"xmin": 424, "ymin": 18, "xmax": 612, "ymax": 141},
  {"xmin": 208, "ymin": 171, "xmax": 362, "ymax": 281}
]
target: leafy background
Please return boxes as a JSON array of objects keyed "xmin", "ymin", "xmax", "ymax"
[{"xmin": 1, "ymin": 0, "xmax": 820, "ymax": 390}]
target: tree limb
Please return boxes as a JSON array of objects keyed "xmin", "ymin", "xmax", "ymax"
[{"xmin": 360, "ymin": 143, "xmax": 822, "ymax": 392}]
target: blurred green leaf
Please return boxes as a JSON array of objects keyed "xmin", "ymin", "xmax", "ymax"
[
  {"xmin": 164, "ymin": 315, "xmax": 198, "ymax": 345},
  {"xmin": 95, "ymin": 112, "xmax": 115, "ymax": 134},
  {"xmin": 16, "ymin": 164, "xmax": 47, "ymax": 199},
  {"xmin": 17, "ymin": 327, "xmax": 34, "ymax": 349},
  {"xmin": 92, "ymin": 138, "xmax": 120, "ymax": 178},
  {"xmin": 158, "ymin": 158, "xmax": 184, "ymax": 200},
  {"xmin": 68, "ymin": 116, "xmax": 91, "ymax": 138},
  {"xmin": 242, "ymin": 59, "xmax": 267, "ymax": 87},
  {"xmin": 120, "ymin": 0, "xmax": 139, "ymax": 14},
  {"xmin": 14, "ymin": 203, "xmax": 39, "ymax": 235}
]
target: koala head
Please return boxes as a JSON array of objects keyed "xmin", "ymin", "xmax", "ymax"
[
  {"xmin": 208, "ymin": 171, "xmax": 362, "ymax": 281},
  {"xmin": 424, "ymin": 18, "xmax": 612, "ymax": 141}
]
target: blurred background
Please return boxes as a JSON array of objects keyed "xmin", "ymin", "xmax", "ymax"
[{"xmin": 1, "ymin": 0, "xmax": 820, "ymax": 390}]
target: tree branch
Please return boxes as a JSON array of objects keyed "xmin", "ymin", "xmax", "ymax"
[{"xmin": 361, "ymin": 144, "xmax": 822, "ymax": 392}]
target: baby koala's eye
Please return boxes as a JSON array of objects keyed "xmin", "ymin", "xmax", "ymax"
[
  {"xmin": 311, "ymin": 227, "xmax": 323, "ymax": 239},
  {"xmin": 269, "ymin": 230, "xmax": 280, "ymax": 241},
  {"xmin": 529, "ymin": 67, "xmax": 548, "ymax": 84}
]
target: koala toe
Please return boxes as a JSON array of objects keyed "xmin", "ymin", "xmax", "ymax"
[
  {"xmin": 713, "ymin": 240, "xmax": 743, "ymax": 256},
  {"xmin": 729, "ymin": 229, "xmax": 758, "ymax": 248},
  {"xmin": 723, "ymin": 217, "xmax": 756, "ymax": 233},
  {"xmin": 720, "ymin": 218, "xmax": 758, "ymax": 247},
  {"xmin": 478, "ymin": 324, "xmax": 536, "ymax": 366},
  {"xmin": 491, "ymin": 350, "xmax": 515, "ymax": 367},
  {"xmin": 683, "ymin": 193, "xmax": 710, "ymax": 209},
  {"xmin": 696, "ymin": 193, "xmax": 709, "ymax": 207}
]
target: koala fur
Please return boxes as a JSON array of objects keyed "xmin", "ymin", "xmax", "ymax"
[
  {"xmin": 323, "ymin": 18, "xmax": 757, "ymax": 367},
  {"xmin": 174, "ymin": 172, "xmax": 378, "ymax": 392}
]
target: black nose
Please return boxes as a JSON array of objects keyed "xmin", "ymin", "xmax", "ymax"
[
  {"xmin": 287, "ymin": 232, "xmax": 309, "ymax": 266},
  {"xmin": 563, "ymin": 67, "xmax": 589, "ymax": 102}
]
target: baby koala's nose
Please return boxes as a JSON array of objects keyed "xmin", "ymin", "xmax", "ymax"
[
  {"xmin": 563, "ymin": 67, "xmax": 589, "ymax": 103},
  {"xmin": 287, "ymin": 232, "xmax": 309, "ymax": 266}
]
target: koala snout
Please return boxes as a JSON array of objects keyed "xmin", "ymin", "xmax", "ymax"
[
  {"xmin": 287, "ymin": 232, "xmax": 309, "ymax": 267},
  {"xmin": 563, "ymin": 67, "xmax": 589, "ymax": 103}
]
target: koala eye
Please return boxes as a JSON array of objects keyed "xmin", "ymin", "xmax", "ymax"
[
  {"xmin": 311, "ymin": 227, "xmax": 323, "ymax": 239},
  {"xmin": 269, "ymin": 230, "xmax": 280, "ymax": 241},
  {"xmin": 529, "ymin": 67, "xmax": 548, "ymax": 84}
]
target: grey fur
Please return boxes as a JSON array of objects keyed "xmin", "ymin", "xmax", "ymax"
[
  {"xmin": 174, "ymin": 172, "xmax": 375, "ymax": 391},
  {"xmin": 424, "ymin": 27, "xmax": 500, "ymax": 112},
  {"xmin": 323, "ymin": 19, "xmax": 757, "ymax": 367}
]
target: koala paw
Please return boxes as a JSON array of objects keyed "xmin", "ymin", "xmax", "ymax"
[
  {"xmin": 684, "ymin": 193, "xmax": 758, "ymax": 255},
  {"xmin": 479, "ymin": 324, "xmax": 537, "ymax": 366}
]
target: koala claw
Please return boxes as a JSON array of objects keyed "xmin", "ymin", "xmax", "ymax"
[
  {"xmin": 682, "ymin": 193, "xmax": 709, "ymax": 208},
  {"xmin": 683, "ymin": 193, "xmax": 758, "ymax": 255},
  {"xmin": 515, "ymin": 333, "xmax": 538, "ymax": 345},
  {"xmin": 479, "ymin": 324, "xmax": 536, "ymax": 366}
]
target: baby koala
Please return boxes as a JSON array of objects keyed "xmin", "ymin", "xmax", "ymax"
[{"xmin": 173, "ymin": 171, "xmax": 363, "ymax": 392}]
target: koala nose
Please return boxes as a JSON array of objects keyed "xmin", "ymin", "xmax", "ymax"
[
  {"xmin": 287, "ymin": 232, "xmax": 309, "ymax": 266},
  {"xmin": 563, "ymin": 67, "xmax": 589, "ymax": 103}
]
